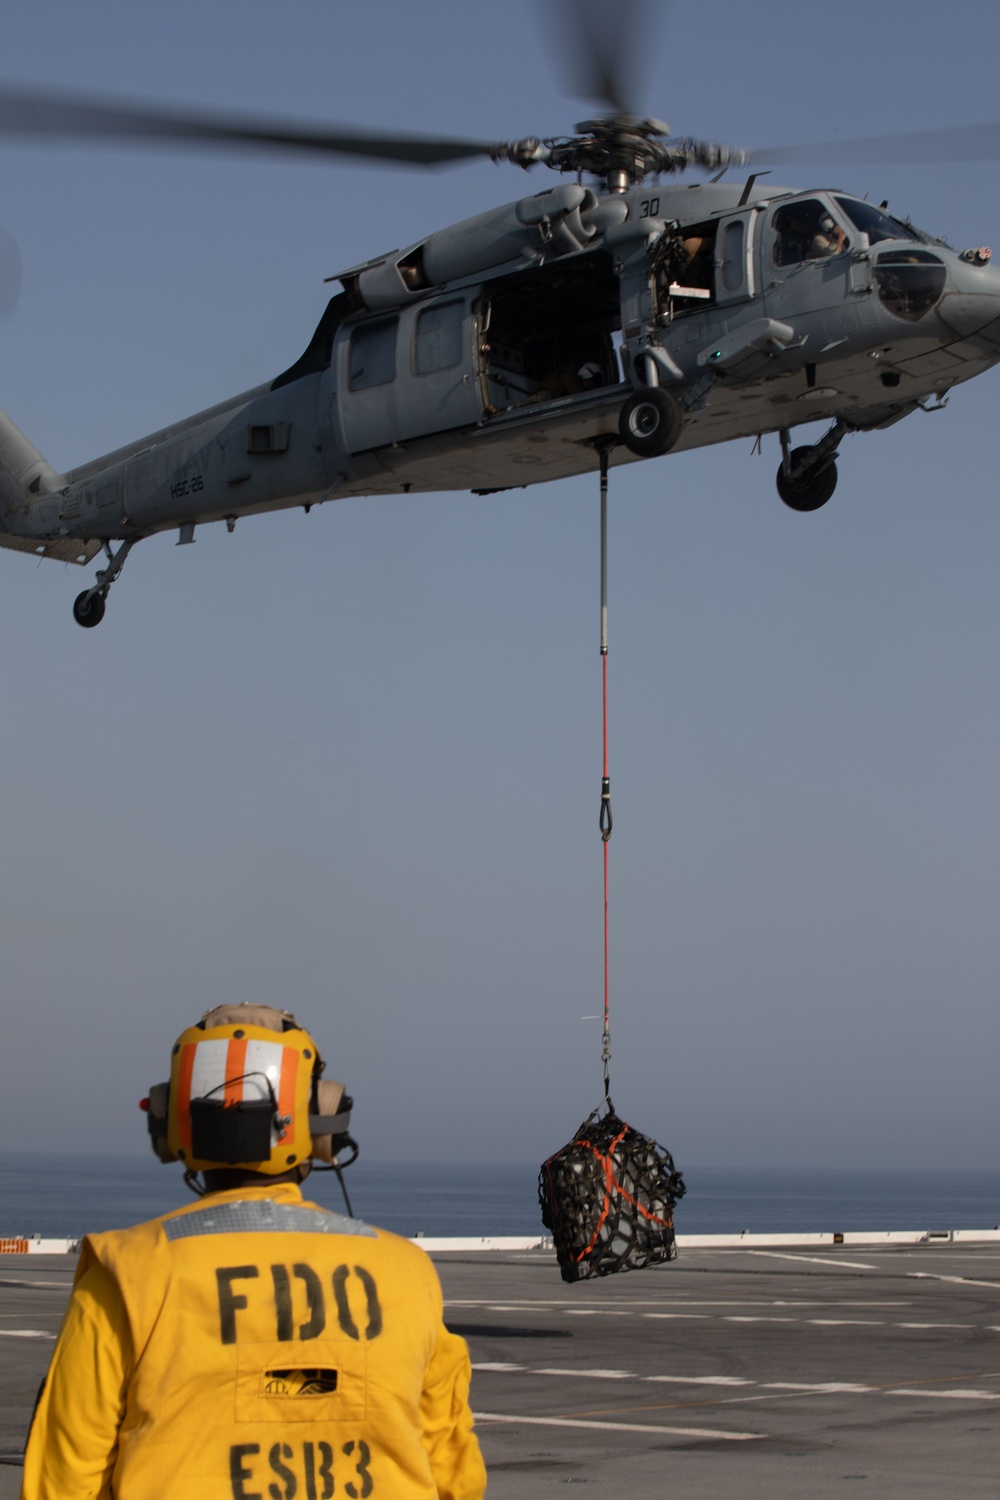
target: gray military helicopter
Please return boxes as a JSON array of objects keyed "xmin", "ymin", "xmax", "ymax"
[{"xmin": 2, "ymin": 5, "xmax": 1000, "ymax": 626}]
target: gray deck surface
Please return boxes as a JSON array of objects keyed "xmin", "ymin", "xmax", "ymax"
[{"xmin": 2, "ymin": 1242, "xmax": 1000, "ymax": 1497}]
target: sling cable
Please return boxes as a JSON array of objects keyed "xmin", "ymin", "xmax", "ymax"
[{"xmin": 538, "ymin": 438, "xmax": 686, "ymax": 1283}]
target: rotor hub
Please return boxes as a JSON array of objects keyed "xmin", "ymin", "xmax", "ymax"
[{"xmin": 492, "ymin": 117, "xmax": 747, "ymax": 191}]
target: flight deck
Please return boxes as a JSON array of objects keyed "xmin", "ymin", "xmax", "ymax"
[{"xmin": 2, "ymin": 1242, "xmax": 999, "ymax": 1498}]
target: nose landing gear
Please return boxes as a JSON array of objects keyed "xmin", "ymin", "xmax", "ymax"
[
  {"xmin": 71, "ymin": 536, "xmax": 140, "ymax": 628},
  {"xmin": 776, "ymin": 421, "xmax": 849, "ymax": 512},
  {"xmin": 776, "ymin": 445, "xmax": 839, "ymax": 511}
]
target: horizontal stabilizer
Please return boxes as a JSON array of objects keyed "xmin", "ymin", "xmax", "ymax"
[{"xmin": 0, "ymin": 530, "xmax": 102, "ymax": 566}]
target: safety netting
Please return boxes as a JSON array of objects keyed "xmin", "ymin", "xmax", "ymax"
[{"xmin": 538, "ymin": 1104, "xmax": 686, "ymax": 1282}]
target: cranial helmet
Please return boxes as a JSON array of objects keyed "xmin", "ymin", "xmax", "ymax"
[{"xmin": 142, "ymin": 1005, "xmax": 353, "ymax": 1177}]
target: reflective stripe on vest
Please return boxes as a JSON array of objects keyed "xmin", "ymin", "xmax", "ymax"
[{"xmin": 163, "ymin": 1199, "xmax": 376, "ymax": 1241}]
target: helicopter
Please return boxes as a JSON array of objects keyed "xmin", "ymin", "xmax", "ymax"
[{"xmin": 2, "ymin": 8, "xmax": 1000, "ymax": 628}]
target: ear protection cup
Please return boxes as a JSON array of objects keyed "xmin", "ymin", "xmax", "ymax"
[
  {"xmin": 311, "ymin": 1077, "xmax": 346, "ymax": 1163},
  {"xmin": 146, "ymin": 1081, "xmax": 176, "ymax": 1163}
]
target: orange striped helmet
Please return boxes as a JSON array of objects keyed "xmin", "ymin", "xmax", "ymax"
[{"xmin": 144, "ymin": 1005, "xmax": 349, "ymax": 1175}]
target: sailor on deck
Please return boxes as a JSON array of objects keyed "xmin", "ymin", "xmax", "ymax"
[{"xmin": 20, "ymin": 1004, "xmax": 486, "ymax": 1500}]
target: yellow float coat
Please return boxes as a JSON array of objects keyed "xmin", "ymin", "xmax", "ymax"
[{"xmin": 20, "ymin": 1183, "xmax": 486, "ymax": 1500}]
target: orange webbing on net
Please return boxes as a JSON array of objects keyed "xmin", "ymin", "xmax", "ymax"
[
  {"xmin": 572, "ymin": 1122, "xmax": 675, "ymax": 1264},
  {"xmin": 538, "ymin": 1107, "xmax": 685, "ymax": 1282}
]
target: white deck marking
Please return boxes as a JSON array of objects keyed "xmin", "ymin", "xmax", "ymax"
[
  {"xmin": 806, "ymin": 1318, "xmax": 885, "ymax": 1327},
  {"xmin": 473, "ymin": 1411, "xmax": 763, "ymax": 1440},
  {"xmin": 749, "ymin": 1252, "xmax": 878, "ymax": 1270},
  {"xmin": 644, "ymin": 1312, "xmax": 715, "ymax": 1320},
  {"xmin": 0, "ymin": 1280, "xmax": 73, "ymax": 1290},
  {"xmin": 449, "ymin": 1296, "xmax": 912, "ymax": 1310},
  {"xmin": 907, "ymin": 1273, "xmax": 1000, "ymax": 1290},
  {"xmin": 472, "ymin": 1364, "xmax": 1000, "ymax": 1406},
  {"xmin": 763, "ymin": 1381, "xmax": 872, "ymax": 1393},
  {"xmin": 885, "ymin": 1388, "xmax": 1000, "ymax": 1401},
  {"xmin": 648, "ymin": 1375, "xmax": 753, "ymax": 1387},
  {"xmin": 638, "ymin": 1308, "xmax": 987, "ymax": 1332},
  {"xmin": 899, "ymin": 1322, "xmax": 971, "ymax": 1329},
  {"xmin": 463, "ymin": 1299, "xmax": 995, "ymax": 1336},
  {"xmin": 0, "ymin": 1329, "xmax": 55, "ymax": 1339},
  {"xmin": 722, "ymin": 1315, "xmax": 796, "ymax": 1324}
]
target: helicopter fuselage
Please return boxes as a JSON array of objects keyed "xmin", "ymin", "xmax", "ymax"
[{"xmin": 2, "ymin": 177, "xmax": 999, "ymax": 614}]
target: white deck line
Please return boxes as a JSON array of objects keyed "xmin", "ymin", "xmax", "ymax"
[
  {"xmin": 410, "ymin": 1228, "xmax": 1000, "ymax": 1252},
  {"xmin": 472, "ymin": 1411, "xmax": 763, "ymax": 1441},
  {"xmin": 4, "ymin": 1227, "xmax": 1000, "ymax": 1256}
]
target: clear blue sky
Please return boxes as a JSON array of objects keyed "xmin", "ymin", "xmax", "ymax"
[{"xmin": 2, "ymin": 0, "xmax": 999, "ymax": 1171}]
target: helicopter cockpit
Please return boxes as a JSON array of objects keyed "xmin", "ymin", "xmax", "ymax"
[{"xmin": 772, "ymin": 198, "xmax": 851, "ymax": 265}]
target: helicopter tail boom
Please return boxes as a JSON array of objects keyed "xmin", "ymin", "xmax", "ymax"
[
  {"xmin": 0, "ymin": 407, "xmax": 64, "ymax": 508},
  {"xmin": 0, "ymin": 408, "xmax": 100, "ymax": 565}
]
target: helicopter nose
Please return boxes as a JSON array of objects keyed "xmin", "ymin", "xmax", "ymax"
[{"xmin": 938, "ymin": 251, "xmax": 1000, "ymax": 343}]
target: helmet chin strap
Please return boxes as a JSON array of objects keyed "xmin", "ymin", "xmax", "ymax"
[
  {"xmin": 183, "ymin": 1168, "xmax": 206, "ymax": 1197},
  {"xmin": 304, "ymin": 1131, "xmax": 359, "ymax": 1216}
]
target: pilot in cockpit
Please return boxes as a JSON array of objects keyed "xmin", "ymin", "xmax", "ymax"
[
  {"xmin": 808, "ymin": 213, "xmax": 848, "ymax": 260},
  {"xmin": 774, "ymin": 200, "xmax": 849, "ymax": 266}
]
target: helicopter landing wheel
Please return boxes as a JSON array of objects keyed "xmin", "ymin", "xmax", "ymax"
[
  {"xmin": 776, "ymin": 446, "xmax": 838, "ymax": 512},
  {"xmin": 619, "ymin": 387, "xmax": 682, "ymax": 458},
  {"xmin": 73, "ymin": 589, "xmax": 106, "ymax": 628}
]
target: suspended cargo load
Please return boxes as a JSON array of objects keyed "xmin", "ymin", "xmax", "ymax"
[{"xmin": 539, "ymin": 1104, "xmax": 685, "ymax": 1282}]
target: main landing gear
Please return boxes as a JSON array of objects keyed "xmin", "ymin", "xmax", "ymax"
[
  {"xmin": 618, "ymin": 387, "xmax": 683, "ymax": 458},
  {"xmin": 72, "ymin": 590, "xmax": 105, "ymax": 628},
  {"xmin": 776, "ymin": 421, "xmax": 849, "ymax": 512},
  {"xmin": 72, "ymin": 537, "xmax": 140, "ymax": 628}
]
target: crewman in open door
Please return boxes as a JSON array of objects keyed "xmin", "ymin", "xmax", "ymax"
[{"xmin": 20, "ymin": 1004, "xmax": 486, "ymax": 1500}]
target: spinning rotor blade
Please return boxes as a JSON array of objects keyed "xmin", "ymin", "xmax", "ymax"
[
  {"xmin": 0, "ymin": 226, "xmax": 21, "ymax": 320},
  {"xmin": 749, "ymin": 120, "xmax": 1000, "ymax": 168},
  {"xmin": 0, "ymin": 86, "xmax": 499, "ymax": 168},
  {"xmin": 543, "ymin": 0, "xmax": 670, "ymax": 117}
]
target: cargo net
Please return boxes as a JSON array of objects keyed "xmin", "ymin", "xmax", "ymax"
[{"xmin": 539, "ymin": 1105, "xmax": 686, "ymax": 1283}]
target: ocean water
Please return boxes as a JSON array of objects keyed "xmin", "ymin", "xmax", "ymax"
[{"xmin": 2, "ymin": 1153, "xmax": 1000, "ymax": 1240}]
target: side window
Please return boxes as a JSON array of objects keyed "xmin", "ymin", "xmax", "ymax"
[
  {"xmin": 721, "ymin": 220, "xmax": 745, "ymax": 292},
  {"xmin": 349, "ymin": 319, "xmax": 398, "ymax": 390},
  {"xmin": 414, "ymin": 301, "xmax": 463, "ymax": 375},
  {"xmin": 773, "ymin": 200, "xmax": 850, "ymax": 267}
]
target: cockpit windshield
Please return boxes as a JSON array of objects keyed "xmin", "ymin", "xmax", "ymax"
[{"xmin": 834, "ymin": 198, "xmax": 918, "ymax": 245}]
